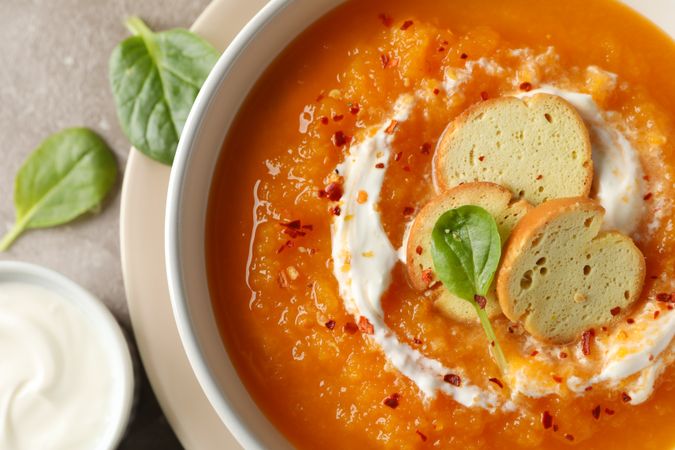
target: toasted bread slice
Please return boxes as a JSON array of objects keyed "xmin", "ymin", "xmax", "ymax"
[
  {"xmin": 434, "ymin": 94, "xmax": 593, "ymax": 205},
  {"xmin": 407, "ymin": 182, "xmax": 532, "ymax": 322},
  {"xmin": 497, "ymin": 197, "xmax": 646, "ymax": 344}
]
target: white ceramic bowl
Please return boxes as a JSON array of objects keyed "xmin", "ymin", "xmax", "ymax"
[
  {"xmin": 165, "ymin": 1, "xmax": 675, "ymax": 448},
  {"xmin": 0, "ymin": 261, "xmax": 134, "ymax": 449}
]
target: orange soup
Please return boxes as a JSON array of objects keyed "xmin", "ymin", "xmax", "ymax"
[{"xmin": 206, "ymin": 0, "xmax": 675, "ymax": 448}]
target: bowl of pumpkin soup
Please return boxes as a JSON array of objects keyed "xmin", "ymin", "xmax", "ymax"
[{"xmin": 166, "ymin": 0, "xmax": 675, "ymax": 448}]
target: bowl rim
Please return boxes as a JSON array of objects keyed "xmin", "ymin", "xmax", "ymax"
[
  {"xmin": 165, "ymin": 0, "xmax": 294, "ymax": 449},
  {"xmin": 0, "ymin": 260, "xmax": 134, "ymax": 450}
]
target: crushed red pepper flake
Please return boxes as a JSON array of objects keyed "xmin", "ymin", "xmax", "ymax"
[
  {"xmin": 331, "ymin": 206, "xmax": 341, "ymax": 216},
  {"xmin": 325, "ymin": 319, "xmax": 336, "ymax": 330},
  {"xmin": 358, "ymin": 316, "xmax": 374, "ymax": 334},
  {"xmin": 415, "ymin": 245, "xmax": 423, "ymax": 255},
  {"xmin": 383, "ymin": 393, "xmax": 400, "ymax": 408},
  {"xmin": 655, "ymin": 310, "xmax": 661, "ymax": 319},
  {"xmin": 375, "ymin": 163, "xmax": 385, "ymax": 169},
  {"xmin": 443, "ymin": 373, "xmax": 462, "ymax": 386},
  {"xmin": 474, "ymin": 295, "xmax": 487, "ymax": 309},
  {"xmin": 605, "ymin": 408, "xmax": 615, "ymax": 415},
  {"xmin": 332, "ymin": 131, "xmax": 351, "ymax": 147},
  {"xmin": 302, "ymin": 224, "xmax": 313, "ymax": 230},
  {"xmin": 381, "ymin": 53, "xmax": 400, "ymax": 68},
  {"xmin": 349, "ymin": 103, "xmax": 360, "ymax": 115},
  {"xmin": 320, "ymin": 116, "xmax": 329, "ymax": 125},
  {"xmin": 610, "ymin": 306, "xmax": 621, "ymax": 316},
  {"xmin": 520, "ymin": 81, "xmax": 533, "ymax": 92},
  {"xmin": 621, "ymin": 392, "xmax": 632, "ymax": 402},
  {"xmin": 403, "ymin": 165, "xmax": 411, "ymax": 172},
  {"xmin": 581, "ymin": 329, "xmax": 595, "ymax": 356},
  {"xmin": 403, "ymin": 206, "xmax": 415, "ymax": 215},
  {"xmin": 536, "ymin": 174, "xmax": 543, "ymax": 180},
  {"xmin": 585, "ymin": 386, "xmax": 593, "ymax": 392},
  {"xmin": 592, "ymin": 405, "xmax": 601, "ymax": 419},
  {"xmin": 325, "ymin": 182, "xmax": 343, "ymax": 201},
  {"xmin": 281, "ymin": 219, "xmax": 302, "ymax": 229},
  {"xmin": 277, "ymin": 240, "xmax": 293, "ymax": 254},
  {"xmin": 433, "ymin": 88, "xmax": 440, "ymax": 95},
  {"xmin": 530, "ymin": 350, "xmax": 539, "ymax": 357},
  {"xmin": 478, "ymin": 155, "xmax": 485, "ymax": 162},
  {"xmin": 553, "ymin": 424, "xmax": 559, "ymax": 432},
  {"xmin": 415, "ymin": 430, "xmax": 427, "ymax": 442},
  {"xmin": 400, "ymin": 19, "xmax": 414, "ymax": 30},
  {"xmin": 643, "ymin": 192, "xmax": 653, "ymax": 201},
  {"xmin": 488, "ymin": 377, "xmax": 504, "ymax": 388},
  {"xmin": 413, "ymin": 337, "xmax": 423, "ymax": 345},
  {"xmin": 344, "ymin": 322, "xmax": 359, "ymax": 334},
  {"xmin": 394, "ymin": 151, "xmax": 403, "ymax": 161},
  {"xmin": 421, "ymin": 142, "xmax": 432, "ymax": 154},
  {"xmin": 542, "ymin": 411, "xmax": 553, "ymax": 429},
  {"xmin": 480, "ymin": 91, "xmax": 489, "ymax": 100},
  {"xmin": 460, "ymin": 53, "xmax": 468, "ymax": 59},
  {"xmin": 438, "ymin": 47, "xmax": 446, "ymax": 52},
  {"xmin": 333, "ymin": 114, "xmax": 344, "ymax": 122},
  {"xmin": 378, "ymin": 13, "xmax": 393, "ymax": 27},
  {"xmin": 552, "ymin": 375, "xmax": 563, "ymax": 383},
  {"xmin": 385, "ymin": 120, "xmax": 399, "ymax": 134},
  {"xmin": 627, "ymin": 318, "xmax": 635, "ymax": 324},
  {"xmin": 656, "ymin": 292, "xmax": 673, "ymax": 303},
  {"xmin": 421, "ymin": 269, "xmax": 434, "ymax": 284},
  {"xmin": 565, "ymin": 434, "xmax": 575, "ymax": 441},
  {"xmin": 559, "ymin": 352, "xmax": 568, "ymax": 359}
]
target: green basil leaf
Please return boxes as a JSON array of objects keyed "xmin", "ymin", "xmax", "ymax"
[
  {"xmin": 0, "ymin": 128, "xmax": 117, "ymax": 251},
  {"xmin": 431, "ymin": 205, "xmax": 502, "ymax": 300},
  {"xmin": 109, "ymin": 17, "xmax": 219, "ymax": 165}
]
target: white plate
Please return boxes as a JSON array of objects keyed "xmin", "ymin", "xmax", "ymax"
[{"xmin": 119, "ymin": 1, "xmax": 267, "ymax": 448}]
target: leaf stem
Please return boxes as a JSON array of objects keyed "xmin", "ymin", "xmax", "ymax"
[
  {"xmin": 473, "ymin": 302, "xmax": 509, "ymax": 376},
  {"xmin": 125, "ymin": 16, "xmax": 152, "ymax": 38},
  {"xmin": 0, "ymin": 221, "xmax": 26, "ymax": 252}
]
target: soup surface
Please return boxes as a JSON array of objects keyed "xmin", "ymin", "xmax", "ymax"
[{"xmin": 206, "ymin": 0, "xmax": 675, "ymax": 448}]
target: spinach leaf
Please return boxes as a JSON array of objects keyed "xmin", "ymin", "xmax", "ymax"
[
  {"xmin": 431, "ymin": 205, "xmax": 508, "ymax": 374},
  {"xmin": 0, "ymin": 128, "xmax": 117, "ymax": 251},
  {"xmin": 109, "ymin": 17, "xmax": 219, "ymax": 165}
]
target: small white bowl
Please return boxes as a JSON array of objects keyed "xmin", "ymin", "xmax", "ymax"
[
  {"xmin": 165, "ymin": 1, "xmax": 675, "ymax": 449},
  {"xmin": 0, "ymin": 261, "xmax": 134, "ymax": 450}
]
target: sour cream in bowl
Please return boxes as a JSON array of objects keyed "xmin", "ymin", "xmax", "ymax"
[{"xmin": 0, "ymin": 261, "xmax": 134, "ymax": 450}]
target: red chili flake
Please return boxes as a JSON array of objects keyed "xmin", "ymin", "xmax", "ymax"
[
  {"xmin": 403, "ymin": 206, "xmax": 415, "ymax": 216},
  {"xmin": 421, "ymin": 142, "xmax": 432, "ymax": 154},
  {"xmin": 460, "ymin": 53, "xmax": 468, "ymax": 59},
  {"xmin": 438, "ymin": 47, "xmax": 446, "ymax": 52},
  {"xmin": 415, "ymin": 430, "xmax": 427, "ymax": 442},
  {"xmin": 394, "ymin": 151, "xmax": 403, "ymax": 161},
  {"xmin": 400, "ymin": 20, "xmax": 414, "ymax": 30},
  {"xmin": 385, "ymin": 120, "xmax": 399, "ymax": 134},
  {"xmin": 552, "ymin": 375, "xmax": 563, "ymax": 383},
  {"xmin": 413, "ymin": 337, "xmax": 423, "ymax": 345},
  {"xmin": 478, "ymin": 155, "xmax": 485, "ymax": 162},
  {"xmin": 592, "ymin": 405, "xmax": 601, "ymax": 419},
  {"xmin": 325, "ymin": 320, "xmax": 336, "ymax": 330},
  {"xmin": 559, "ymin": 352, "xmax": 568, "ymax": 359},
  {"xmin": 358, "ymin": 316, "xmax": 374, "ymax": 334},
  {"xmin": 553, "ymin": 424, "xmax": 559, "ymax": 432},
  {"xmin": 520, "ymin": 81, "xmax": 533, "ymax": 92},
  {"xmin": 433, "ymin": 88, "xmax": 440, "ymax": 95},
  {"xmin": 654, "ymin": 310, "xmax": 661, "ymax": 319},
  {"xmin": 621, "ymin": 392, "xmax": 632, "ymax": 402},
  {"xmin": 581, "ymin": 329, "xmax": 595, "ymax": 356},
  {"xmin": 333, "ymin": 114, "xmax": 344, "ymax": 122},
  {"xmin": 421, "ymin": 269, "xmax": 434, "ymax": 284},
  {"xmin": 627, "ymin": 318, "xmax": 635, "ymax": 324},
  {"xmin": 320, "ymin": 116, "xmax": 329, "ymax": 125},
  {"xmin": 565, "ymin": 434, "xmax": 575, "ymax": 442},
  {"xmin": 332, "ymin": 131, "xmax": 351, "ymax": 147},
  {"xmin": 610, "ymin": 306, "xmax": 621, "ymax": 316},
  {"xmin": 378, "ymin": 13, "xmax": 393, "ymax": 27},
  {"xmin": 585, "ymin": 386, "xmax": 593, "ymax": 392},
  {"xmin": 344, "ymin": 321, "xmax": 359, "ymax": 334},
  {"xmin": 489, "ymin": 377, "xmax": 504, "ymax": 388},
  {"xmin": 536, "ymin": 174, "xmax": 543, "ymax": 180},
  {"xmin": 403, "ymin": 165, "xmax": 411, "ymax": 172},
  {"xmin": 375, "ymin": 163, "xmax": 385, "ymax": 169},
  {"xmin": 281, "ymin": 219, "xmax": 302, "ymax": 229},
  {"xmin": 443, "ymin": 373, "xmax": 462, "ymax": 387},
  {"xmin": 415, "ymin": 245, "xmax": 423, "ymax": 255},
  {"xmin": 383, "ymin": 393, "xmax": 400, "ymax": 408},
  {"xmin": 474, "ymin": 295, "xmax": 487, "ymax": 309},
  {"xmin": 316, "ymin": 92, "xmax": 325, "ymax": 102},
  {"xmin": 480, "ymin": 91, "xmax": 489, "ymax": 100},
  {"xmin": 317, "ymin": 189, "xmax": 327, "ymax": 198},
  {"xmin": 331, "ymin": 206, "xmax": 341, "ymax": 216},
  {"xmin": 643, "ymin": 192, "xmax": 653, "ymax": 201},
  {"xmin": 276, "ymin": 240, "xmax": 293, "ymax": 254},
  {"xmin": 542, "ymin": 411, "xmax": 553, "ymax": 429},
  {"xmin": 530, "ymin": 350, "xmax": 539, "ymax": 357},
  {"xmin": 656, "ymin": 292, "xmax": 673, "ymax": 303},
  {"xmin": 325, "ymin": 182, "xmax": 343, "ymax": 201},
  {"xmin": 350, "ymin": 103, "xmax": 360, "ymax": 115},
  {"xmin": 302, "ymin": 224, "xmax": 313, "ymax": 230},
  {"xmin": 381, "ymin": 54, "xmax": 400, "ymax": 68},
  {"xmin": 605, "ymin": 408, "xmax": 615, "ymax": 415}
]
